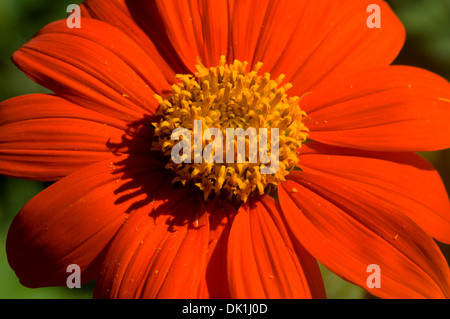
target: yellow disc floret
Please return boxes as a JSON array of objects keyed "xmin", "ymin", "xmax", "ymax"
[{"xmin": 152, "ymin": 56, "xmax": 309, "ymax": 203}]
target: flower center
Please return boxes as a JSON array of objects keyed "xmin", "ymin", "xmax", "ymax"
[{"xmin": 152, "ymin": 56, "xmax": 309, "ymax": 203}]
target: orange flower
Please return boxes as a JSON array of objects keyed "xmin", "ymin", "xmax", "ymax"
[{"xmin": 1, "ymin": 0, "xmax": 450, "ymax": 299}]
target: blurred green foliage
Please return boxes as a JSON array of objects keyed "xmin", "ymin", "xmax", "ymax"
[{"xmin": 0, "ymin": 0, "xmax": 449, "ymax": 299}]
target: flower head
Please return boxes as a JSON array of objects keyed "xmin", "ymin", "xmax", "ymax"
[
  {"xmin": 152, "ymin": 55, "xmax": 309, "ymax": 202},
  {"xmin": 1, "ymin": 0, "xmax": 450, "ymax": 299}
]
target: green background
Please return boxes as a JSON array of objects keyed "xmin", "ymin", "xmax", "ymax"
[{"xmin": 0, "ymin": 0, "xmax": 449, "ymax": 299}]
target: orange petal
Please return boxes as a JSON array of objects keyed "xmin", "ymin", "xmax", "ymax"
[
  {"xmin": 227, "ymin": 195, "xmax": 325, "ymax": 298},
  {"xmin": 279, "ymin": 172, "xmax": 450, "ymax": 298},
  {"xmin": 198, "ymin": 199, "xmax": 237, "ymax": 299},
  {"xmin": 299, "ymin": 142, "xmax": 450, "ymax": 244},
  {"xmin": 154, "ymin": 0, "xmax": 234, "ymax": 69},
  {"xmin": 6, "ymin": 155, "xmax": 170, "ymax": 288},
  {"xmin": 12, "ymin": 19, "xmax": 171, "ymax": 121},
  {"xmin": 93, "ymin": 191, "xmax": 209, "ymax": 299},
  {"xmin": 304, "ymin": 66, "xmax": 450, "ymax": 151},
  {"xmin": 249, "ymin": 0, "xmax": 404, "ymax": 92},
  {"xmin": 154, "ymin": 0, "xmax": 204, "ymax": 71},
  {"xmin": 249, "ymin": 0, "xmax": 311, "ymax": 73},
  {"xmin": 81, "ymin": 0, "xmax": 179, "ymax": 80},
  {"xmin": 198, "ymin": 0, "xmax": 232, "ymax": 67},
  {"xmin": 0, "ymin": 94, "xmax": 131, "ymax": 180},
  {"xmin": 229, "ymin": 0, "xmax": 270, "ymax": 66}
]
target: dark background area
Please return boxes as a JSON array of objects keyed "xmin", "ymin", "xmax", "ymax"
[{"xmin": 0, "ymin": 0, "xmax": 449, "ymax": 298}]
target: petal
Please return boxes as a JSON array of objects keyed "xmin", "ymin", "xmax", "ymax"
[
  {"xmin": 198, "ymin": 0, "xmax": 232, "ymax": 67},
  {"xmin": 229, "ymin": 0, "xmax": 270, "ymax": 66},
  {"xmin": 248, "ymin": 0, "xmax": 405, "ymax": 93},
  {"xmin": 227, "ymin": 195, "xmax": 324, "ymax": 298},
  {"xmin": 279, "ymin": 172, "xmax": 450, "ymax": 298},
  {"xmin": 198, "ymin": 199, "xmax": 236, "ymax": 299},
  {"xmin": 0, "ymin": 94, "xmax": 132, "ymax": 181},
  {"xmin": 81, "ymin": 0, "xmax": 183, "ymax": 79},
  {"xmin": 12, "ymin": 19, "xmax": 171, "ymax": 122},
  {"xmin": 93, "ymin": 190, "xmax": 209, "ymax": 299},
  {"xmin": 299, "ymin": 142, "xmax": 450, "ymax": 244},
  {"xmin": 303, "ymin": 66, "xmax": 450, "ymax": 151},
  {"xmin": 153, "ymin": 0, "xmax": 204, "ymax": 72},
  {"xmin": 244, "ymin": 0, "xmax": 313, "ymax": 72},
  {"xmin": 154, "ymin": 0, "xmax": 232, "ymax": 70},
  {"xmin": 6, "ymin": 155, "xmax": 170, "ymax": 288}
]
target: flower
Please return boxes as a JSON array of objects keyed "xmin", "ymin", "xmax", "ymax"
[{"xmin": 1, "ymin": 0, "xmax": 450, "ymax": 299}]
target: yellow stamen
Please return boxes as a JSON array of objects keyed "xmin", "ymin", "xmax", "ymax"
[{"xmin": 152, "ymin": 56, "xmax": 309, "ymax": 203}]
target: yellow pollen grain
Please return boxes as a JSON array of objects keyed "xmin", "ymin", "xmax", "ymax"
[{"xmin": 152, "ymin": 55, "xmax": 309, "ymax": 203}]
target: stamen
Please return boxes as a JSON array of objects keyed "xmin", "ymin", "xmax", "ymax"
[{"xmin": 152, "ymin": 56, "xmax": 309, "ymax": 203}]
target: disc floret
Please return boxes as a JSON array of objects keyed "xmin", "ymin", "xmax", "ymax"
[{"xmin": 153, "ymin": 56, "xmax": 309, "ymax": 202}]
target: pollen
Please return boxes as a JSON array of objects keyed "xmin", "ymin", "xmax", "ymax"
[{"xmin": 152, "ymin": 56, "xmax": 309, "ymax": 203}]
